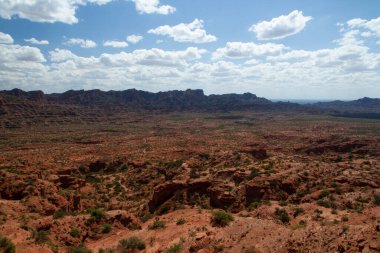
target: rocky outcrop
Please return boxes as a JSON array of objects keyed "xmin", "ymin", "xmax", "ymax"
[
  {"xmin": 54, "ymin": 175, "xmax": 85, "ymax": 189},
  {"xmin": 148, "ymin": 179, "xmax": 211, "ymax": 212},
  {"xmin": 240, "ymin": 147, "xmax": 268, "ymax": 160}
]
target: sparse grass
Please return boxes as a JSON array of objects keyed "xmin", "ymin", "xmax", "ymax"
[
  {"xmin": 211, "ymin": 211, "xmax": 234, "ymax": 227},
  {"xmin": 118, "ymin": 237, "xmax": 145, "ymax": 252}
]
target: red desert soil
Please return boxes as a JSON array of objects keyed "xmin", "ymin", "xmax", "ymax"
[{"xmin": 0, "ymin": 112, "xmax": 379, "ymax": 252}]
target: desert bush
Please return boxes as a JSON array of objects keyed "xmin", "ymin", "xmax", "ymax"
[
  {"xmin": 118, "ymin": 237, "xmax": 145, "ymax": 252},
  {"xmin": 89, "ymin": 208, "xmax": 106, "ymax": 220},
  {"xmin": 157, "ymin": 205, "xmax": 170, "ymax": 215},
  {"xmin": 70, "ymin": 228, "xmax": 80, "ymax": 238},
  {"xmin": 166, "ymin": 243, "xmax": 182, "ymax": 253},
  {"xmin": 319, "ymin": 190, "xmax": 330, "ymax": 199},
  {"xmin": 249, "ymin": 201, "xmax": 260, "ymax": 211},
  {"xmin": 140, "ymin": 213, "xmax": 153, "ymax": 223},
  {"xmin": 53, "ymin": 209, "xmax": 68, "ymax": 219},
  {"xmin": 0, "ymin": 237, "xmax": 15, "ymax": 253},
  {"xmin": 128, "ymin": 222, "xmax": 141, "ymax": 230},
  {"xmin": 275, "ymin": 208, "xmax": 290, "ymax": 224},
  {"xmin": 293, "ymin": 207, "xmax": 305, "ymax": 217},
  {"xmin": 67, "ymin": 246, "xmax": 92, "ymax": 253},
  {"xmin": 102, "ymin": 224, "xmax": 112, "ymax": 233},
  {"xmin": 148, "ymin": 219, "xmax": 166, "ymax": 230},
  {"xmin": 87, "ymin": 208, "xmax": 106, "ymax": 224},
  {"xmin": 341, "ymin": 216, "xmax": 349, "ymax": 222},
  {"xmin": 211, "ymin": 211, "xmax": 234, "ymax": 227},
  {"xmin": 176, "ymin": 218, "xmax": 186, "ymax": 225},
  {"xmin": 243, "ymin": 246, "xmax": 262, "ymax": 253}
]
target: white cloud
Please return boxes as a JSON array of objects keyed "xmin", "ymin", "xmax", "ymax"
[
  {"xmin": 0, "ymin": 32, "xmax": 14, "ymax": 44},
  {"xmin": 148, "ymin": 19, "xmax": 217, "ymax": 43},
  {"xmin": 25, "ymin": 38, "xmax": 49, "ymax": 45},
  {"xmin": 127, "ymin": 35, "xmax": 143, "ymax": 44},
  {"xmin": 2, "ymin": 15, "xmax": 380, "ymax": 99},
  {"xmin": 65, "ymin": 38, "xmax": 97, "ymax": 48},
  {"xmin": 103, "ymin": 40, "xmax": 129, "ymax": 48},
  {"xmin": 249, "ymin": 10, "xmax": 312, "ymax": 40},
  {"xmin": 0, "ymin": 0, "xmax": 113, "ymax": 24},
  {"xmin": 347, "ymin": 17, "xmax": 380, "ymax": 36},
  {"xmin": 212, "ymin": 42, "xmax": 287, "ymax": 60},
  {"xmin": 49, "ymin": 49, "xmax": 79, "ymax": 62},
  {"xmin": 0, "ymin": 44, "xmax": 46, "ymax": 63},
  {"xmin": 133, "ymin": 0, "xmax": 175, "ymax": 15}
]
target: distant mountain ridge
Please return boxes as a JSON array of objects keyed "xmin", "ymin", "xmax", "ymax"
[
  {"xmin": 0, "ymin": 88, "xmax": 279, "ymax": 111},
  {"xmin": 1, "ymin": 88, "xmax": 379, "ymax": 112}
]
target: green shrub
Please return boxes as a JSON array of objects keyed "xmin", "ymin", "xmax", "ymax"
[
  {"xmin": 148, "ymin": 219, "xmax": 166, "ymax": 230},
  {"xmin": 128, "ymin": 222, "xmax": 141, "ymax": 230},
  {"xmin": 70, "ymin": 228, "xmax": 80, "ymax": 238},
  {"xmin": 118, "ymin": 237, "xmax": 145, "ymax": 252},
  {"xmin": 88, "ymin": 208, "xmax": 106, "ymax": 221},
  {"xmin": 157, "ymin": 205, "xmax": 170, "ymax": 215},
  {"xmin": 211, "ymin": 211, "xmax": 234, "ymax": 227},
  {"xmin": 275, "ymin": 208, "xmax": 290, "ymax": 224},
  {"xmin": 0, "ymin": 237, "xmax": 16, "ymax": 253},
  {"xmin": 102, "ymin": 224, "xmax": 112, "ymax": 233},
  {"xmin": 140, "ymin": 213, "xmax": 153, "ymax": 223},
  {"xmin": 176, "ymin": 218, "xmax": 186, "ymax": 225},
  {"xmin": 53, "ymin": 209, "xmax": 68, "ymax": 219},
  {"xmin": 166, "ymin": 243, "xmax": 182, "ymax": 253},
  {"xmin": 67, "ymin": 246, "xmax": 92, "ymax": 253},
  {"xmin": 341, "ymin": 216, "xmax": 349, "ymax": 222}
]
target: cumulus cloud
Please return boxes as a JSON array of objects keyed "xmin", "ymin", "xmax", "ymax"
[
  {"xmin": 65, "ymin": 38, "xmax": 97, "ymax": 48},
  {"xmin": 347, "ymin": 17, "xmax": 380, "ymax": 36},
  {"xmin": 103, "ymin": 40, "xmax": 129, "ymax": 48},
  {"xmin": 25, "ymin": 38, "xmax": 49, "ymax": 45},
  {"xmin": 132, "ymin": 0, "xmax": 175, "ymax": 15},
  {"xmin": 0, "ymin": 0, "xmax": 113, "ymax": 24},
  {"xmin": 212, "ymin": 42, "xmax": 287, "ymax": 60},
  {"xmin": 0, "ymin": 32, "xmax": 14, "ymax": 44},
  {"xmin": 250, "ymin": 10, "xmax": 312, "ymax": 40},
  {"xmin": 127, "ymin": 35, "xmax": 143, "ymax": 44},
  {"xmin": 148, "ymin": 19, "xmax": 217, "ymax": 43},
  {"xmin": 0, "ymin": 44, "xmax": 46, "ymax": 63},
  {"xmin": 49, "ymin": 48, "xmax": 81, "ymax": 62}
]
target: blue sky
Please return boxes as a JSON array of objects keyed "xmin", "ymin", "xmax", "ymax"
[{"xmin": 0, "ymin": 0, "xmax": 380, "ymax": 99}]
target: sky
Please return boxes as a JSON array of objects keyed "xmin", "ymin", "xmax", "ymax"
[{"xmin": 0, "ymin": 0, "xmax": 380, "ymax": 99}]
